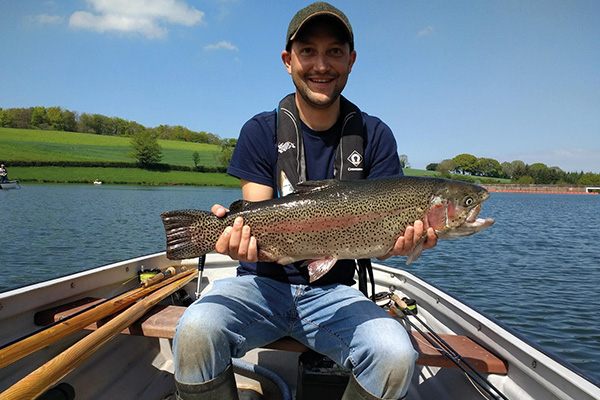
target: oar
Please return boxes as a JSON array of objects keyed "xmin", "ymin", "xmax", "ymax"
[
  {"xmin": 0, "ymin": 268, "xmax": 197, "ymax": 400},
  {"xmin": 0, "ymin": 266, "xmax": 186, "ymax": 370}
]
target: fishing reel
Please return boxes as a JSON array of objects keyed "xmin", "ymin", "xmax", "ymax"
[{"xmin": 373, "ymin": 292, "xmax": 418, "ymax": 315}]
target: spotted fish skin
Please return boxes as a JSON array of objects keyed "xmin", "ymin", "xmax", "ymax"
[{"xmin": 160, "ymin": 176, "xmax": 494, "ymax": 281}]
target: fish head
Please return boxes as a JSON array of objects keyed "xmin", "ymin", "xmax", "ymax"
[{"xmin": 426, "ymin": 180, "xmax": 495, "ymax": 239}]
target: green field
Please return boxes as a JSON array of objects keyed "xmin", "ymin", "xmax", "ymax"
[
  {"xmin": 10, "ymin": 166, "xmax": 239, "ymax": 187},
  {"xmin": 0, "ymin": 127, "xmax": 237, "ymax": 186},
  {"xmin": 0, "ymin": 127, "xmax": 221, "ymax": 167}
]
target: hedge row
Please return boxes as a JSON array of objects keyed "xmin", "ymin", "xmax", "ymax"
[{"xmin": 7, "ymin": 160, "xmax": 228, "ymax": 173}]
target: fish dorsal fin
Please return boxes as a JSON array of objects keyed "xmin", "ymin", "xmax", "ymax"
[
  {"xmin": 294, "ymin": 179, "xmax": 339, "ymax": 194},
  {"xmin": 229, "ymin": 199, "xmax": 251, "ymax": 213}
]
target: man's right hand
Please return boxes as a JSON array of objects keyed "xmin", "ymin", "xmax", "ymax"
[{"xmin": 212, "ymin": 204, "xmax": 258, "ymax": 262}]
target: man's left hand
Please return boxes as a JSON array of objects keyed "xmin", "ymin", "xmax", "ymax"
[{"xmin": 377, "ymin": 220, "xmax": 438, "ymax": 262}]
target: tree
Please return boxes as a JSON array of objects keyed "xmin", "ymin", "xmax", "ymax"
[
  {"xmin": 452, "ymin": 154, "xmax": 478, "ymax": 175},
  {"xmin": 30, "ymin": 106, "xmax": 49, "ymax": 129},
  {"xmin": 129, "ymin": 130, "xmax": 163, "ymax": 166},
  {"xmin": 192, "ymin": 151, "xmax": 201, "ymax": 167},
  {"xmin": 436, "ymin": 159, "xmax": 455, "ymax": 178},
  {"xmin": 477, "ymin": 158, "xmax": 502, "ymax": 177},
  {"xmin": 47, "ymin": 107, "xmax": 65, "ymax": 131},
  {"xmin": 528, "ymin": 163, "xmax": 553, "ymax": 184},
  {"xmin": 503, "ymin": 160, "xmax": 527, "ymax": 181},
  {"xmin": 578, "ymin": 173, "xmax": 600, "ymax": 186},
  {"xmin": 426, "ymin": 163, "xmax": 438, "ymax": 171},
  {"xmin": 399, "ymin": 154, "xmax": 410, "ymax": 169},
  {"xmin": 0, "ymin": 109, "xmax": 15, "ymax": 127}
]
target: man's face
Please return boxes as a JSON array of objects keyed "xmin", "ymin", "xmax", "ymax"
[{"xmin": 282, "ymin": 22, "xmax": 356, "ymax": 110}]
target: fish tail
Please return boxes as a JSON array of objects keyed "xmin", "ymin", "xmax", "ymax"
[{"xmin": 160, "ymin": 210, "xmax": 222, "ymax": 260}]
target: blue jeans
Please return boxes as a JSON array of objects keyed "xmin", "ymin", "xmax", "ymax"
[{"xmin": 173, "ymin": 275, "xmax": 417, "ymax": 399}]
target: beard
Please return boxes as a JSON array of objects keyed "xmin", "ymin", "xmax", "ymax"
[{"xmin": 292, "ymin": 72, "xmax": 348, "ymax": 109}]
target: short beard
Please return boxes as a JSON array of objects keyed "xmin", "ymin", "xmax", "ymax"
[{"xmin": 293, "ymin": 75, "xmax": 344, "ymax": 110}]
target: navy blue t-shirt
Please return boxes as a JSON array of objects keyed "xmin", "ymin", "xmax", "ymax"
[{"xmin": 227, "ymin": 109, "xmax": 402, "ymax": 286}]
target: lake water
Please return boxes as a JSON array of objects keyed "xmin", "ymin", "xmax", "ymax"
[{"xmin": 1, "ymin": 184, "xmax": 598, "ymax": 383}]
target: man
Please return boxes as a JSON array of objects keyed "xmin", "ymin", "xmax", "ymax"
[
  {"xmin": 0, "ymin": 164, "xmax": 7, "ymax": 183},
  {"xmin": 173, "ymin": 3, "xmax": 437, "ymax": 399}
]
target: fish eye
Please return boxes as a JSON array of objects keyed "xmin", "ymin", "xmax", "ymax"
[{"xmin": 463, "ymin": 196, "xmax": 474, "ymax": 206}]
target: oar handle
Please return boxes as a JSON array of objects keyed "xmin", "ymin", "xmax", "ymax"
[{"xmin": 142, "ymin": 267, "xmax": 176, "ymax": 288}]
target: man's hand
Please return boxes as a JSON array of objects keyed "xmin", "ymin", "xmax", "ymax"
[
  {"xmin": 213, "ymin": 204, "xmax": 258, "ymax": 262},
  {"xmin": 378, "ymin": 220, "xmax": 438, "ymax": 262}
]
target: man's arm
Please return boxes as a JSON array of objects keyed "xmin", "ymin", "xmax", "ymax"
[{"xmin": 213, "ymin": 180, "xmax": 272, "ymax": 262}]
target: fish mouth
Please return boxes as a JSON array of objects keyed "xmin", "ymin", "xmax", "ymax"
[
  {"xmin": 437, "ymin": 204, "xmax": 495, "ymax": 239},
  {"xmin": 466, "ymin": 204, "xmax": 482, "ymax": 223}
]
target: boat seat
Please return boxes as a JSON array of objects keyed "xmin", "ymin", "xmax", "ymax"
[{"xmin": 36, "ymin": 299, "xmax": 508, "ymax": 375}]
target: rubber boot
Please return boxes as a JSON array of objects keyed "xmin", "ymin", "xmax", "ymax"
[
  {"xmin": 341, "ymin": 373, "xmax": 404, "ymax": 400},
  {"xmin": 175, "ymin": 363, "xmax": 239, "ymax": 400}
]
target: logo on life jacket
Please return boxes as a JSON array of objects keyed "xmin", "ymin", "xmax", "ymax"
[
  {"xmin": 347, "ymin": 150, "xmax": 363, "ymax": 170},
  {"xmin": 278, "ymin": 141, "xmax": 296, "ymax": 154}
]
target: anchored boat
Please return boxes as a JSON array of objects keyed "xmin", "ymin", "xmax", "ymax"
[
  {"xmin": 0, "ymin": 180, "xmax": 20, "ymax": 190},
  {"xmin": 1, "ymin": 252, "xmax": 598, "ymax": 399}
]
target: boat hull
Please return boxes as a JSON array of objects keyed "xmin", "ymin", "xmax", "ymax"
[
  {"xmin": 0, "ymin": 253, "xmax": 598, "ymax": 399},
  {"xmin": 0, "ymin": 180, "xmax": 19, "ymax": 190}
]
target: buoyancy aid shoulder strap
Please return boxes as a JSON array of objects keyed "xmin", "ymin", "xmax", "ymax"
[
  {"xmin": 276, "ymin": 93, "xmax": 305, "ymax": 197},
  {"xmin": 276, "ymin": 94, "xmax": 366, "ymax": 196},
  {"xmin": 335, "ymin": 96, "xmax": 366, "ymax": 181}
]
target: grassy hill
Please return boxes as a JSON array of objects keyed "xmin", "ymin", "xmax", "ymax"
[
  {"xmin": 0, "ymin": 127, "xmax": 239, "ymax": 186},
  {"xmin": 0, "ymin": 127, "xmax": 221, "ymax": 167}
]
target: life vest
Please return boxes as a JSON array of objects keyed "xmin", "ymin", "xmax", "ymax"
[
  {"xmin": 275, "ymin": 93, "xmax": 366, "ymax": 196},
  {"xmin": 275, "ymin": 93, "xmax": 374, "ymax": 297}
]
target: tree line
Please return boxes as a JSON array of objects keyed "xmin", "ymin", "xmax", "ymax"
[
  {"xmin": 0, "ymin": 106, "xmax": 227, "ymax": 146},
  {"xmin": 426, "ymin": 153, "xmax": 600, "ymax": 186},
  {"xmin": 0, "ymin": 106, "xmax": 237, "ymax": 168}
]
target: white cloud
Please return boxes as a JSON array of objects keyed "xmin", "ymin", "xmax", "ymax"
[
  {"xmin": 204, "ymin": 41, "xmax": 238, "ymax": 51},
  {"xmin": 32, "ymin": 14, "xmax": 64, "ymax": 24},
  {"xmin": 418, "ymin": 26, "xmax": 434, "ymax": 37},
  {"xmin": 69, "ymin": 0, "xmax": 205, "ymax": 39}
]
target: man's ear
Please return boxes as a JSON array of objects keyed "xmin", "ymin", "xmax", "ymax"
[
  {"xmin": 281, "ymin": 50, "xmax": 292, "ymax": 75},
  {"xmin": 348, "ymin": 50, "xmax": 357, "ymax": 74}
]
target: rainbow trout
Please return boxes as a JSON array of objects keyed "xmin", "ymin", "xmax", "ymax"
[{"xmin": 160, "ymin": 176, "xmax": 494, "ymax": 282}]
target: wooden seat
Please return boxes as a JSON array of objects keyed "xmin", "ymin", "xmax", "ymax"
[{"xmin": 36, "ymin": 299, "xmax": 507, "ymax": 375}]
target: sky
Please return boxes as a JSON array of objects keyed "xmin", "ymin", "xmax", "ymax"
[{"xmin": 1, "ymin": 0, "xmax": 599, "ymax": 173}]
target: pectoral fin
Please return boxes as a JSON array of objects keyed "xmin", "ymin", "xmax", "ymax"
[
  {"xmin": 406, "ymin": 234, "xmax": 427, "ymax": 265},
  {"xmin": 307, "ymin": 258, "xmax": 338, "ymax": 282}
]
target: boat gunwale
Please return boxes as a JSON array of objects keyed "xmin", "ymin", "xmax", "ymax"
[{"xmin": 371, "ymin": 262, "xmax": 600, "ymax": 394}]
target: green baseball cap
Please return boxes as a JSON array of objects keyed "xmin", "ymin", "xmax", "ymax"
[{"xmin": 286, "ymin": 2, "xmax": 354, "ymax": 51}]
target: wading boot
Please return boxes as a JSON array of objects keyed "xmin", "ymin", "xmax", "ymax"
[
  {"xmin": 341, "ymin": 373, "xmax": 405, "ymax": 400},
  {"xmin": 175, "ymin": 363, "xmax": 239, "ymax": 400}
]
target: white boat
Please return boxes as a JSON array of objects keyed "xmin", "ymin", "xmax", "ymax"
[
  {"xmin": 0, "ymin": 180, "xmax": 20, "ymax": 190},
  {"xmin": 1, "ymin": 252, "xmax": 598, "ymax": 400}
]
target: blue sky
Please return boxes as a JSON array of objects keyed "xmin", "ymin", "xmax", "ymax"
[{"xmin": 1, "ymin": 0, "xmax": 599, "ymax": 173}]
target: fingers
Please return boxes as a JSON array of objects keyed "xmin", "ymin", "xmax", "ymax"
[
  {"xmin": 214, "ymin": 216, "xmax": 258, "ymax": 262},
  {"xmin": 423, "ymin": 227, "xmax": 438, "ymax": 250},
  {"xmin": 211, "ymin": 204, "xmax": 228, "ymax": 217},
  {"xmin": 379, "ymin": 220, "xmax": 438, "ymax": 260}
]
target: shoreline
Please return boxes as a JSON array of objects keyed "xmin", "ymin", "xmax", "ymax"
[{"xmin": 489, "ymin": 189, "xmax": 598, "ymax": 195}]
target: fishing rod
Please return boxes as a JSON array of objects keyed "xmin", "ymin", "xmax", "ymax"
[{"xmin": 389, "ymin": 294, "xmax": 510, "ymax": 400}]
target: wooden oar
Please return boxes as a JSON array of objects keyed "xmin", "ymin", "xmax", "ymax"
[
  {"xmin": 0, "ymin": 266, "xmax": 188, "ymax": 370},
  {"xmin": 0, "ymin": 268, "xmax": 197, "ymax": 400}
]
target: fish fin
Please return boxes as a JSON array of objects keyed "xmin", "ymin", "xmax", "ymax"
[
  {"xmin": 294, "ymin": 179, "xmax": 340, "ymax": 194},
  {"xmin": 160, "ymin": 210, "xmax": 219, "ymax": 260},
  {"xmin": 406, "ymin": 234, "xmax": 427, "ymax": 265},
  {"xmin": 229, "ymin": 199, "xmax": 250, "ymax": 213},
  {"xmin": 307, "ymin": 258, "xmax": 338, "ymax": 282}
]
